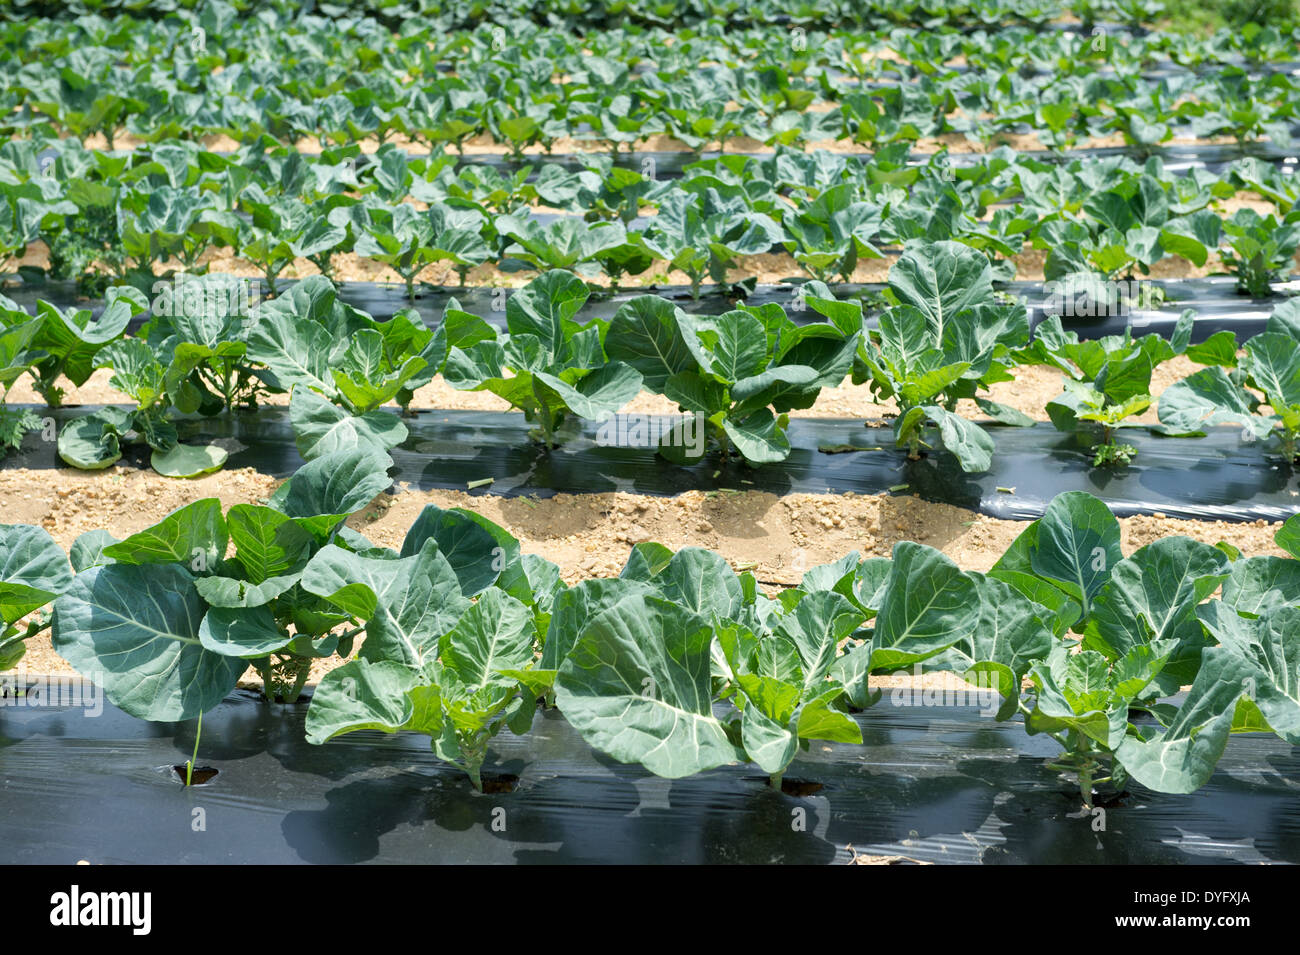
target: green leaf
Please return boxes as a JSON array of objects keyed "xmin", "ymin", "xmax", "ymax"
[
  {"xmin": 773, "ymin": 590, "xmax": 865, "ymax": 695},
  {"xmin": 871, "ymin": 542, "xmax": 979, "ymax": 670},
  {"xmin": 739, "ymin": 690, "xmax": 799, "ymax": 775},
  {"xmin": 555, "ymin": 594, "xmax": 738, "ymax": 778},
  {"xmin": 400, "ymin": 504, "xmax": 502, "ymax": 596},
  {"xmin": 151, "ymin": 443, "xmax": 228, "ymax": 478},
  {"xmin": 102, "ymin": 498, "xmax": 227, "ymax": 570},
  {"xmin": 605, "ymin": 295, "xmax": 693, "ymax": 392},
  {"xmin": 57, "ymin": 412, "xmax": 124, "ymax": 470},
  {"xmin": 1246, "ymin": 332, "xmax": 1300, "ymax": 408},
  {"xmin": 290, "ymin": 389, "xmax": 407, "ymax": 461},
  {"xmin": 924, "ymin": 405, "xmax": 994, "ymax": 473},
  {"xmin": 1157, "ymin": 366, "xmax": 1268, "ymax": 438},
  {"xmin": 302, "ymin": 541, "xmax": 468, "ymax": 668},
  {"xmin": 652, "ymin": 547, "xmax": 743, "ymax": 625},
  {"xmin": 1115, "ymin": 645, "xmax": 1253, "ymax": 794},
  {"xmin": 1197, "ymin": 603, "xmax": 1300, "ymax": 744},
  {"xmin": 721, "ymin": 408, "xmax": 791, "ymax": 464},
  {"xmin": 51, "ymin": 563, "xmax": 244, "ymax": 721},
  {"xmin": 305, "ymin": 658, "xmax": 423, "ymax": 743},
  {"xmin": 1030, "ymin": 491, "xmax": 1122, "ymax": 616},
  {"xmin": 273, "ymin": 447, "xmax": 392, "ymax": 537},
  {"xmin": 1275, "ymin": 513, "xmax": 1300, "ymax": 561},
  {"xmin": 505, "ymin": 269, "xmax": 589, "ymax": 363},
  {"xmin": 198, "ymin": 605, "xmax": 286, "ymax": 657},
  {"xmin": 439, "ymin": 589, "xmax": 535, "ymax": 689},
  {"xmin": 888, "ymin": 240, "xmax": 993, "ymax": 341},
  {"xmin": 1085, "ymin": 536, "xmax": 1229, "ymax": 687},
  {"xmin": 0, "ymin": 524, "xmax": 73, "ymax": 625},
  {"xmin": 542, "ymin": 578, "xmax": 654, "ymax": 670},
  {"xmin": 68, "ymin": 529, "xmax": 118, "ymax": 573},
  {"xmin": 533, "ymin": 361, "xmax": 642, "ymax": 420}
]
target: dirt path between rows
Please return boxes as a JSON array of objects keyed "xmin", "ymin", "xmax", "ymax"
[{"xmin": 1, "ymin": 466, "xmax": 1287, "ymax": 682}]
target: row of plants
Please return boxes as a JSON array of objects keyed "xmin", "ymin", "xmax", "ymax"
[
  {"xmin": 1, "ymin": 445, "xmax": 1296, "ymax": 803},
  {"xmin": 6, "ymin": 5, "xmax": 1293, "ymax": 99},
  {"xmin": 3, "ymin": 0, "xmax": 1110, "ymax": 30},
  {"xmin": 5, "ymin": 139, "xmax": 1298, "ymax": 298},
  {"xmin": 5, "ymin": 18, "xmax": 1297, "ymax": 157},
  {"xmin": 4, "ymin": 247, "xmax": 1300, "ymax": 478}
]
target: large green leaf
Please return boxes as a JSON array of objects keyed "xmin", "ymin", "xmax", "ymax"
[
  {"xmin": 1157, "ymin": 367, "xmax": 1269, "ymax": 438},
  {"xmin": 438, "ymin": 589, "xmax": 535, "ymax": 689},
  {"xmin": 505, "ymin": 269, "xmax": 589, "ymax": 363},
  {"xmin": 304, "ymin": 657, "xmax": 423, "ymax": 743},
  {"xmin": 0, "ymin": 524, "xmax": 73, "ymax": 625},
  {"xmin": 888, "ymin": 240, "xmax": 993, "ymax": 341},
  {"xmin": 102, "ymin": 498, "xmax": 227, "ymax": 570},
  {"xmin": 245, "ymin": 308, "xmax": 335, "ymax": 395},
  {"xmin": 400, "ymin": 504, "xmax": 502, "ymax": 596},
  {"xmin": 651, "ymin": 547, "xmax": 743, "ymax": 625},
  {"xmin": 1221, "ymin": 556, "xmax": 1300, "ymax": 617},
  {"xmin": 302, "ymin": 540, "xmax": 468, "ymax": 668},
  {"xmin": 940, "ymin": 574, "xmax": 1054, "ymax": 719},
  {"xmin": 541, "ymin": 577, "xmax": 653, "ymax": 670},
  {"xmin": 555, "ymin": 594, "xmax": 738, "ymax": 778},
  {"xmin": 151, "ymin": 443, "xmax": 228, "ymax": 478},
  {"xmin": 1246, "ymin": 332, "xmax": 1300, "ymax": 408},
  {"xmin": 51, "ymin": 563, "xmax": 244, "ymax": 721},
  {"xmin": 1030, "ymin": 491, "xmax": 1122, "ymax": 616},
  {"xmin": 605, "ymin": 295, "xmax": 693, "ymax": 391},
  {"xmin": 1085, "ymin": 536, "xmax": 1229, "ymax": 687},
  {"xmin": 1115, "ymin": 645, "xmax": 1252, "ymax": 794},
  {"xmin": 272, "ymin": 447, "xmax": 392, "ymax": 537},
  {"xmin": 924, "ymin": 405, "xmax": 994, "ymax": 473},
  {"xmin": 533, "ymin": 361, "xmax": 642, "ymax": 420},
  {"xmin": 290, "ymin": 388, "xmax": 407, "ymax": 461},
  {"xmin": 198, "ymin": 604, "xmax": 286, "ymax": 657},
  {"xmin": 57, "ymin": 411, "xmax": 124, "ymax": 470},
  {"xmin": 871, "ymin": 542, "xmax": 979, "ymax": 670}
]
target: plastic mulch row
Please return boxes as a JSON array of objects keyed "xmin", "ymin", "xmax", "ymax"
[
  {"xmin": 0, "ymin": 683, "xmax": 1295, "ymax": 864},
  {"xmin": 4, "ymin": 274, "xmax": 1290, "ymax": 343},
  {"xmin": 5, "ymin": 406, "xmax": 1298, "ymax": 524}
]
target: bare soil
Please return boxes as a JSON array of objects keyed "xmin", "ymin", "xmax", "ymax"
[{"xmin": 2, "ymin": 466, "xmax": 1288, "ymax": 683}]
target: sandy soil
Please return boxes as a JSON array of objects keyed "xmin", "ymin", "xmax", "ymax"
[
  {"xmin": 2, "ymin": 466, "xmax": 1289, "ymax": 682},
  {"xmin": 78, "ymin": 125, "xmax": 1261, "ymax": 158}
]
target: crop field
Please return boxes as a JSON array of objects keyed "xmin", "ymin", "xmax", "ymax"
[{"xmin": 1, "ymin": 0, "xmax": 1299, "ymax": 878}]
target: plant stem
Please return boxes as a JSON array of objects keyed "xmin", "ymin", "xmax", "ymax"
[
  {"xmin": 23, "ymin": 618, "xmax": 52, "ymax": 641},
  {"xmin": 285, "ymin": 660, "xmax": 312, "ymax": 704},
  {"xmin": 769, "ymin": 771, "xmax": 784, "ymax": 792},
  {"xmin": 186, "ymin": 712, "xmax": 203, "ymax": 786},
  {"xmin": 531, "ymin": 382, "xmax": 555, "ymax": 447}
]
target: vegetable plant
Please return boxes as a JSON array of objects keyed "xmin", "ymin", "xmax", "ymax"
[
  {"xmin": 1218, "ymin": 208, "xmax": 1300, "ymax": 297},
  {"xmin": 305, "ymin": 505, "xmax": 557, "ymax": 790},
  {"xmin": 51, "ymin": 448, "xmax": 395, "ymax": 711},
  {"xmin": 1015, "ymin": 310, "xmax": 1206, "ymax": 467},
  {"xmin": 843, "ymin": 240, "xmax": 1032, "ymax": 473},
  {"xmin": 244, "ymin": 277, "xmax": 434, "ymax": 460},
  {"xmin": 605, "ymin": 291, "xmax": 858, "ymax": 465},
  {"xmin": 443, "ymin": 270, "xmax": 642, "ymax": 447}
]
